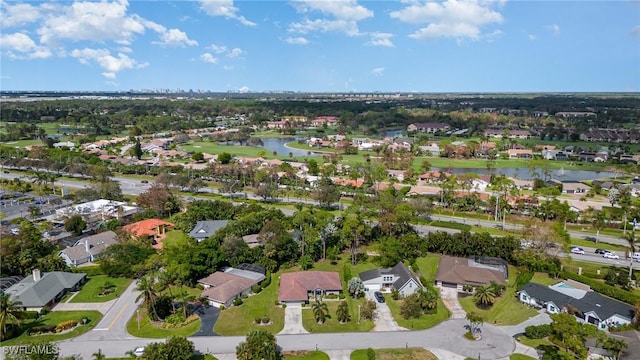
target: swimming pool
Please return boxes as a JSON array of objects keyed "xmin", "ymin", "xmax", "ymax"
[{"xmin": 555, "ymin": 282, "xmax": 576, "ymax": 289}]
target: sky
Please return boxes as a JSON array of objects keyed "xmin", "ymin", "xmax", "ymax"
[{"xmin": 1, "ymin": 0, "xmax": 639, "ymax": 92}]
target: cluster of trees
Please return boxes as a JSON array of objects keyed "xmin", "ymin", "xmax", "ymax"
[
  {"xmin": 310, "ymin": 299, "xmax": 350, "ymax": 324},
  {"xmin": 399, "ymin": 286, "xmax": 439, "ymax": 319}
]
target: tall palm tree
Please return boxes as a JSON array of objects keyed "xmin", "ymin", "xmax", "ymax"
[
  {"xmin": 336, "ymin": 301, "xmax": 350, "ymax": 323},
  {"xmin": 473, "ymin": 286, "xmax": 496, "ymax": 307},
  {"xmin": 624, "ymin": 230, "xmax": 638, "ymax": 279},
  {"xmin": 312, "ymin": 299, "xmax": 329, "ymax": 324},
  {"xmin": 592, "ymin": 211, "xmax": 608, "ymax": 244},
  {"xmin": 136, "ymin": 275, "xmax": 158, "ymax": 320},
  {"xmin": 156, "ymin": 271, "xmax": 176, "ymax": 314},
  {"xmin": 176, "ymin": 282, "xmax": 196, "ymax": 319},
  {"xmin": 0, "ymin": 293, "xmax": 23, "ymax": 340}
]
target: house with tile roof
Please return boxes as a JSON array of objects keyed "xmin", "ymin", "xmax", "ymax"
[
  {"xmin": 278, "ymin": 271, "xmax": 342, "ymax": 303},
  {"xmin": 59, "ymin": 231, "xmax": 118, "ymax": 267},
  {"xmin": 359, "ymin": 262, "xmax": 422, "ymax": 297},
  {"xmin": 122, "ymin": 219, "xmax": 174, "ymax": 249},
  {"xmin": 4, "ymin": 270, "xmax": 86, "ymax": 312},
  {"xmin": 198, "ymin": 268, "xmax": 265, "ymax": 308},
  {"xmin": 435, "ymin": 255, "xmax": 507, "ymax": 290},
  {"xmin": 518, "ymin": 281, "xmax": 635, "ymax": 330}
]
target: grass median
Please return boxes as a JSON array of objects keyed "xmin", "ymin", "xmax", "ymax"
[{"xmin": 126, "ymin": 309, "xmax": 201, "ymax": 338}]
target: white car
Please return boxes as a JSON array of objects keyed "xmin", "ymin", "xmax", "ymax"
[
  {"xmin": 133, "ymin": 347, "xmax": 145, "ymax": 357},
  {"xmin": 570, "ymin": 247, "xmax": 585, "ymax": 255},
  {"xmin": 603, "ymin": 252, "xmax": 620, "ymax": 259}
]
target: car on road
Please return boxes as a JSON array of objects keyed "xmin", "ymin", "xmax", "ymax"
[
  {"xmin": 603, "ymin": 252, "xmax": 620, "ymax": 259},
  {"xmin": 140, "ymin": 180, "xmax": 149, "ymax": 184},
  {"xmin": 570, "ymin": 247, "xmax": 585, "ymax": 255},
  {"xmin": 595, "ymin": 248, "xmax": 608, "ymax": 255},
  {"xmin": 133, "ymin": 347, "xmax": 145, "ymax": 357},
  {"xmin": 374, "ymin": 291, "xmax": 385, "ymax": 303}
]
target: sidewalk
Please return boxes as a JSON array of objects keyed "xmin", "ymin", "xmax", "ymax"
[{"xmin": 52, "ymin": 298, "xmax": 116, "ymax": 315}]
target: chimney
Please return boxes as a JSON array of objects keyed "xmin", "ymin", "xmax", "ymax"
[
  {"xmin": 85, "ymin": 240, "xmax": 90, "ymax": 253},
  {"xmin": 32, "ymin": 269, "xmax": 41, "ymax": 282}
]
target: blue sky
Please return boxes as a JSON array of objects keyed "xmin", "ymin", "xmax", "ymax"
[{"xmin": 1, "ymin": 0, "xmax": 639, "ymax": 92}]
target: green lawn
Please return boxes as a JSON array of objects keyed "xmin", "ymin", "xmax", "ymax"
[
  {"xmin": 283, "ymin": 351, "xmax": 330, "ymax": 360},
  {"xmin": 531, "ymin": 273, "xmax": 559, "ymax": 286},
  {"xmin": 126, "ymin": 309, "xmax": 201, "ymax": 338},
  {"xmin": 302, "ymin": 300, "xmax": 374, "ymax": 333},
  {"xmin": 570, "ymin": 237, "xmax": 627, "ymax": 252},
  {"xmin": 385, "ymin": 295, "xmax": 450, "ymax": 330},
  {"xmin": 414, "ymin": 255, "xmax": 441, "ymax": 282},
  {"xmin": 458, "ymin": 267, "xmax": 538, "ymax": 325},
  {"xmin": 213, "ymin": 275, "xmax": 284, "ymax": 335},
  {"xmin": 70, "ymin": 276, "xmax": 131, "ymax": 303},
  {"xmin": 516, "ymin": 335, "xmax": 553, "ymax": 349},
  {"xmin": 162, "ymin": 230, "xmax": 190, "ymax": 247},
  {"xmin": 1, "ymin": 310, "xmax": 102, "ymax": 346},
  {"xmin": 351, "ymin": 348, "xmax": 438, "ymax": 360},
  {"xmin": 510, "ymin": 354, "xmax": 537, "ymax": 360}
]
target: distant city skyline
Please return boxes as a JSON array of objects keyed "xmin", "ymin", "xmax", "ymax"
[{"xmin": 1, "ymin": 0, "xmax": 639, "ymax": 92}]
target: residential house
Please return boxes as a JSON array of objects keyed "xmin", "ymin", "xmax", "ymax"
[
  {"xmin": 418, "ymin": 143, "xmax": 441, "ymax": 157},
  {"xmin": 122, "ymin": 219, "xmax": 174, "ymax": 249},
  {"xmin": 59, "ymin": 231, "xmax": 118, "ymax": 267},
  {"xmin": 406, "ymin": 185, "xmax": 441, "ymax": 196},
  {"xmin": 511, "ymin": 178, "xmax": 534, "ymax": 191},
  {"xmin": 407, "ymin": 122, "xmax": 451, "ymax": 134},
  {"xmin": 561, "ymin": 182, "xmax": 591, "ymax": 194},
  {"xmin": 359, "ymin": 262, "xmax": 422, "ymax": 297},
  {"xmin": 188, "ymin": 220, "xmax": 230, "ymax": 242},
  {"xmin": 278, "ymin": 271, "xmax": 342, "ymax": 303},
  {"xmin": 282, "ymin": 116, "xmax": 308, "ymax": 124},
  {"xmin": 484, "ymin": 129, "xmax": 531, "ymax": 139},
  {"xmin": 199, "ymin": 267, "xmax": 266, "ymax": 308},
  {"xmin": 507, "ymin": 149, "xmax": 533, "ymax": 159},
  {"xmin": 518, "ymin": 281, "xmax": 635, "ymax": 330},
  {"xmin": 266, "ymin": 121, "xmax": 286, "ymax": 129},
  {"xmin": 311, "ymin": 116, "xmax": 338, "ymax": 127},
  {"xmin": 418, "ymin": 171, "xmax": 450, "ymax": 183},
  {"xmin": 4, "ymin": 270, "xmax": 86, "ymax": 312},
  {"xmin": 386, "ymin": 170, "xmax": 407, "ymax": 182},
  {"xmin": 242, "ymin": 234, "xmax": 261, "ymax": 248},
  {"xmin": 435, "ymin": 255, "xmax": 507, "ymax": 290},
  {"xmin": 53, "ymin": 141, "xmax": 75, "ymax": 150}
]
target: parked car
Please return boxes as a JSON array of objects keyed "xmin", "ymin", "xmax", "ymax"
[
  {"xmin": 374, "ymin": 291, "xmax": 385, "ymax": 303},
  {"xmin": 140, "ymin": 180, "xmax": 149, "ymax": 184},
  {"xmin": 603, "ymin": 252, "xmax": 620, "ymax": 259},
  {"xmin": 570, "ymin": 247, "xmax": 585, "ymax": 255},
  {"xmin": 595, "ymin": 249, "xmax": 608, "ymax": 254},
  {"xmin": 133, "ymin": 347, "xmax": 145, "ymax": 357}
]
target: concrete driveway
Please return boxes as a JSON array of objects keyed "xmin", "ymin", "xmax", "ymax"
[
  {"xmin": 439, "ymin": 287, "xmax": 466, "ymax": 319},
  {"xmin": 365, "ymin": 291, "xmax": 402, "ymax": 331},
  {"xmin": 279, "ymin": 303, "xmax": 309, "ymax": 335}
]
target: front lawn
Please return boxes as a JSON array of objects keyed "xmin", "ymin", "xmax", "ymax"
[
  {"xmin": 385, "ymin": 295, "xmax": 450, "ymax": 330},
  {"xmin": 510, "ymin": 355, "xmax": 536, "ymax": 360},
  {"xmin": 458, "ymin": 266, "xmax": 538, "ymax": 325},
  {"xmin": 213, "ymin": 273, "xmax": 284, "ymax": 335},
  {"xmin": 70, "ymin": 275, "xmax": 131, "ymax": 303},
  {"xmin": 283, "ymin": 351, "xmax": 330, "ymax": 360},
  {"xmin": 1, "ymin": 310, "xmax": 102, "ymax": 346},
  {"xmin": 351, "ymin": 348, "xmax": 437, "ymax": 360},
  {"xmin": 302, "ymin": 299, "xmax": 374, "ymax": 333},
  {"xmin": 126, "ymin": 309, "xmax": 201, "ymax": 338}
]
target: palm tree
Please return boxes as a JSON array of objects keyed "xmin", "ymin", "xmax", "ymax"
[
  {"xmin": 625, "ymin": 230, "xmax": 638, "ymax": 280},
  {"xmin": 156, "ymin": 271, "xmax": 176, "ymax": 314},
  {"xmin": 312, "ymin": 299, "xmax": 329, "ymax": 324},
  {"xmin": 473, "ymin": 286, "xmax": 496, "ymax": 307},
  {"xmin": 336, "ymin": 301, "xmax": 350, "ymax": 323},
  {"xmin": 92, "ymin": 349, "xmax": 107, "ymax": 360},
  {"xmin": 0, "ymin": 293, "xmax": 23, "ymax": 341},
  {"xmin": 592, "ymin": 211, "xmax": 608, "ymax": 243},
  {"xmin": 465, "ymin": 312, "xmax": 483, "ymax": 336},
  {"xmin": 176, "ymin": 282, "xmax": 196, "ymax": 319},
  {"xmin": 136, "ymin": 275, "xmax": 158, "ymax": 320}
]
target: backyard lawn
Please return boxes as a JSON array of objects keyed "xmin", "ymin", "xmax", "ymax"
[
  {"xmin": 458, "ymin": 266, "xmax": 538, "ymax": 325},
  {"xmin": 351, "ymin": 348, "xmax": 437, "ymax": 360},
  {"xmin": 126, "ymin": 309, "xmax": 201, "ymax": 338},
  {"xmin": 385, "ymin": 295, "xmax": 450, "ymax": 330},
  {"xmin": 302, "ymin": 299, "xmax": 374, "ymax": 333},
  {"xmin": 162, "ymin": 230, "xmax": 191, "ymax": 247},
  {"xmin": 531, "ymin": 273, "xmax": 559, "ymax": 286},
  {"xmin": 70, "ymin": 275, "xmax": 131, "ymax": 303},
  {"xmin": 213, "ymin": 274, "xmax": 284, "ymax": 335},
  {"xmin": 2, "ymin": 310, "xmax": 102, "ymax": 346}
]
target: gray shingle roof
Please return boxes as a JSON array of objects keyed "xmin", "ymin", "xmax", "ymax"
[
  {"xmin": 60, "ymin": 231, "xmax": 117, "ymax": 261},
  {"xmin": 359, "ymin": 268, "xmax": 382, "ymax": 282},
  {"xmin": 4, "ymin": 272, "xmax": 86, "ymax": 308},
  {"xmin": 189, "ymin": 220, "xmax": 230, "ymax": 240},
  {"xmin": 391, "ymin": 262, "xmax": 420, "ymax": 289}
]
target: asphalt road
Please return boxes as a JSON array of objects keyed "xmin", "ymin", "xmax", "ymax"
[{"xmin": 556, "ymin": 245, "xmax": 640, "ymax": 270}]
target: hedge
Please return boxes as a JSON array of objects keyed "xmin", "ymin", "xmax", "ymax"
[
  {"xmin": 430, "ymin": 220, "xmax": 472, "ymax": 231},
  {"xmin": 560, "ymin": 271, "xmax": 640, "ymax": 305},
  {"xmin": 72, "ymin": 265, "xmax": 105, "ymax": 277},
  {"xmin": 525, "ymin": 324, "xmax": 551, "ymax": 339}
]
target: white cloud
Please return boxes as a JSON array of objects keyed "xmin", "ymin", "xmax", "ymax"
[
  {"xmin": 228, "ymin": 47, "xmax": 244, "ymax": 58},
  {"xmin": 154, "ymin": 28, "xmax": 198, "ymax": 47},
  {"xmin": 200, "ymin": 53, "xmax": 218, "ymax": 63},
  {"xmin": 0, "ymin": 32, "xmax": 52, "ymax": 59},
  {"xmin": 1, "ymin": 1, "xmax": 42, "ymax": 28},
  {"xmin": 209, "ymin": 44, "xmax": 227, "ymax": 53},
  {"xmin": 284, "ymin": 36, "xmax": 310, "ymax": 45},
  {"xmin": 238, "ymin": 85, "xmax": 250, "ymax": 93},
  {"xmin": 223, "ymin": 65, "xmax": 234, "ymax": 70},
  {"xmin": 528, "ymin": 34, "xmax": 537, "ymax": 41},
  {"xmin": 390, "ymin": 0, "xmax": 504, "ymax": 40},
  {"xmin": 288, "ymin": 0, "xmax": 373, "ymax": 36},
  {"xmin": 546, "ymin": 23, "xmax": 560, "ymax": 35},
  {"xmin": 71, "ymin": 47, "xmax": 147, "ymax": 78},
  {"xmin": 200, "ymin": 0, "xmax": 256, "ymax": 26},
  {"xmin": 366, "ymin": 32, "xmax": 394, "ymax": 47},
  {"xmin": 371, "ymin": 67, "xmax": 385, "ymax": 76},
  {"xmin": 631, "ymin": 25, "xmax": 640, "ymax": 37}
]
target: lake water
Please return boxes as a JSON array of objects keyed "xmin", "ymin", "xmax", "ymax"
[
  {"xmin": 434, "ymin": 167, "xmax": 617, "ymax": 182},
  {"xmin": 259, "ymin": 137, "xmax": 310, "ymax": 157}
]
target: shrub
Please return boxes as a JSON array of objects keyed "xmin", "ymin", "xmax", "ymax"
[
  {"xmin": 22, "ymin": 311, "xmax": 39, "ymax": 320},
  {"xmin": 338, "ymin": 293, "xmax": 345, "ymax": 299},
  {"xmin": 462, "ymin": 284, "xmax": 475, "ymax": 293},
  {"xmin": 252, "ymin": 285, "xmax": 262, "ymax": 293},
  {"xmin": 262, "ymin": 272, "xmax": 271, "ymax": 288},
  {"xmin": 464, "ymin": 331, "xmax": 475, "ymax": 340},
  {"xmin": 515, "ymin": 270, "xmax": 534, "ymax": 291},
  {"xmin": 391, "ymin": 289, "xmax": 400, "ymax": 300},
  {"xmin": 160, "ymin": 314, "xmax": 198, "ymax": 329},
  {"xmin": 400, "ymin": 294, "xmax": 422, "ymax": 319},
  {"xmin": 28, "ymin": 325, "xmax": 57, "ymax": 335},
  {"xmin": 262, "ymin": 315, "xmax": 270, "ymax": 324},
  {"xmin": 274, "ymin": 300, "xmax": 280, "ymax": 306},
  {"xmin": 525, "ymin": 324, "xmax": 552, "ymax": 339},
  {"xmin": 324, "ymin": 293, "xmax": 338, "ymax": 299},
  {"xmin": 367, "ymin": 348, "xmax": 376, "ymax": 360},
  {"xmin": 219, "ymin": 305, "xmax": 225, "ymax": 310},
  {"xmin": 165, "ymin": 313, "xmax": 186, "ymax": 325},
  {"xmin": 282, "ymin": 303, "xmax": 287, "ymax": 309},
  {"xmin": 343, "ymin": 264, "xmax": 352, "ymax": 284},
  {"xmin": 196, "ymin": 283, "xmax": 204, "ymax": 290},
  {"xmin": 254, "ymin": 317, "xmax": 262, "ymax": 324},
  {"xmin": 233, "ymin": 297, "xmax": 244, "ymax": 306},
  {"xmin": 55, "ymin": 320, "xmax": 78, "ymax": 332}
]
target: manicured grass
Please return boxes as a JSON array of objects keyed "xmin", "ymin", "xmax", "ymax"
[
  {"xmin": 531, "ymin": 273, "xmax": 559, "ymax": 286},
  {"xmin": 162, "ymin": 230, "xmax": 190, "ymax": 247},
  {"xmin": 458, "ymin": 267, "xmax": 539, "ymax": 325},
  {"xmin": 302, "ymin": 299, "xmax": 374, "ymax": 333},
  {"xmin": 510, "ymin": 354, "xmax": 537, "ymax": 360},
  {"xmin": 1, "ymin": 310, "xmax": 102, "ymax": 346},
  {"xmin": 570, "ymin": 237, "xmax": 626, "ymax": 252},
  {"xmin": 283, "ymin": 351, "xmax": 330, "ymax": 360},
  {"xmin": 213, "ymin": 274, "xmax": 284, "ymax": 335},
  {"xmin": 385, "ymin": 295, "xmax": 450, "ymax": 330},
  {"xmin": 414, "ymin": 255, "xmax": 441, "ymax": 282},
  {"xmin": 516, "ymin": 335, "xmax": 554, "ymax": 349},
  {"xmin": 351, "ymin": 348, "xmax": 438, "ymax": 360},
  {"xmin": 126, "ymin": 309, "xmax": 201, "ymax": 338},
  {"xmin": 70, "ymin": 275, "xmax": 131, "ymax": 303}
]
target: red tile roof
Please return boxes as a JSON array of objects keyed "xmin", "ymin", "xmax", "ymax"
[
  {"xmin": 123, "ymin": 219, "xmax": 174, "ymax": 237},
  {"xmin": 278, "ymin": 271, "xmax": 341, "ymax": 302}
]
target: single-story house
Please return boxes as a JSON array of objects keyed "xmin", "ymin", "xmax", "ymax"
[
  {"xmin": 242, "ymin": 234, "xmax": 261, "ymax": 248},
  {"xmin": 435, "ymin": 255, "xmax": 506, "ymax": 290},
  {"xmin": 188, "ymin": 220, "xmax": 230, "ymax": 242},
  {"xmin": 59, "ymin": 231, "xmax": 118, "ymax": 267},
  {"xmin": 122, "ymin": 218, "xmax": 174, "ymax": 249},
  {"xmin": 198, "ymin": 268, "xmax": 265, "ymax": 308},
  {"xmin": 4, "ymin": 270, "xmax": 86, "ymax": 312},
  {"xmin": 561, "ymin": 182, "xmax": 591, "ymax": 194},
  {"xmin": 279, "ymin": 271, "xmax": 342, "ymax": 303},
  {"xmin": 518, "ymin": 282, "xmax": 635, "ymax": 330},
  {"xmin": 507, "ymin": 149, "xmax": 533, "ymax": 159},
  {"xmin": 359, "ymin": 262, "xmax": 422, "ymax": 297}
]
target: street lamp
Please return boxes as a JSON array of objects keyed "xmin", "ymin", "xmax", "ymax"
[{"xmin": 136, "ymin": 308, "xmax": 140, "ymax": 330}]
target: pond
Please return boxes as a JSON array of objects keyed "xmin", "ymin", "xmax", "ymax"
[
  {"xmin": 434, "ymin": 167, "xmax": 617, "ymax": 182},
  {"xmin": 259, "ymin": 137, "xmax": 310, "ymax": 157}
]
